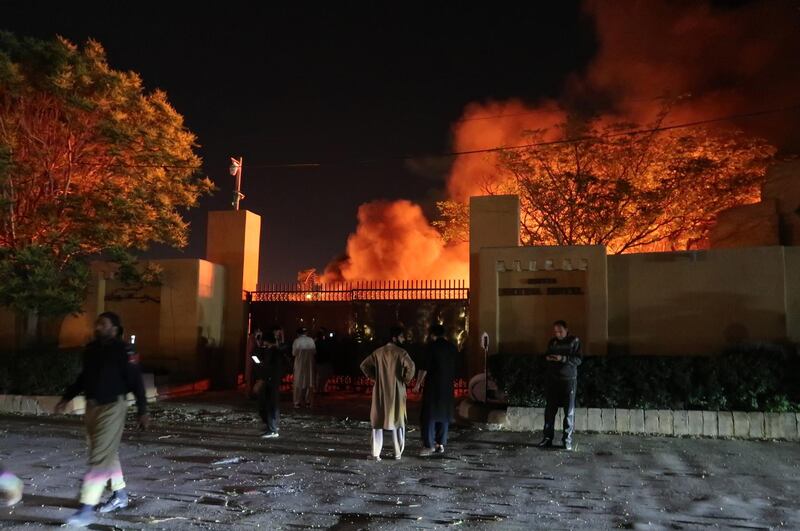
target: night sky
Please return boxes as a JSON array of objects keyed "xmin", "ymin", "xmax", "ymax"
[{"xmin": 1, "ymin": 2, "xmax": 597, "ymax": 282}]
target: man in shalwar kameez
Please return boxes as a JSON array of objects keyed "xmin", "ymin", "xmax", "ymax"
[
  {"xmin": 56, "ymin": 312, "xmax": 148, "ymax": 527},
  {"xmin": 360, "ymin": 325, "xmax": 416, "ymax": 460},
  {"xmin": 291, "ymin": 327, "xmax": 316, "ymax": 408}
]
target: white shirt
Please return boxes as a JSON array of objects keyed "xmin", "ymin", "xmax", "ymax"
[{"xmin": 292, "ymin": 335, "xmax": 316, "ymax": 356}]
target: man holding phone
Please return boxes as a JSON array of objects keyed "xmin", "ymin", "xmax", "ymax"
[
  {"xmin": 253, "ymin": 331, "xmax": 282, "ymax": 438},
  {"xmin": 538, "ymin": 320, "xmax": 582, "ymax": 451}
]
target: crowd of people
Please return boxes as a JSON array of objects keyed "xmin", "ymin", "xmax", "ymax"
[
  {"xmin": 0, "ymin": 313, "xmax": 582, "ymax": 527},
  {"xmin": 246, "ymin": 320, "xmax": 581, "ymax": 458}
]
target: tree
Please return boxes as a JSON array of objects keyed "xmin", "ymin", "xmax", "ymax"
[
  {"xmin": 431, "ymin": 200, "xmax": 469, "ymax": 245},
  {"xmin": 437, "ymin": 113, "xmax": 775, "ymax": 252},
  {"xmin": 0, "ymin": 33, "xmax": 213, "ymax": 341},
  {"xmin": 0, "ymin": 245, "xmax": 88, "ymax": 340},
  {"xmin": 297, "ymin": 268, "xmax": 320, "ymax": 289}
]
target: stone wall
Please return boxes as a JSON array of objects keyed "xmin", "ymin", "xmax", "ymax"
[{"xmin": 458, "ymin": 401, "xmax": 800, "ymax": 441}]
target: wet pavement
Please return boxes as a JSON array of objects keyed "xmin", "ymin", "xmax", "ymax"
[{"xmin": 1, "ymin": 392, "xmax": 799, "ymax": 529}]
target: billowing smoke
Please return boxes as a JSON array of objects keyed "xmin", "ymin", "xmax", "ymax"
[
  {"xmin": 448, "ymin": 0, "xmax": 800, "ymax": 200},
  {"xmin": 320, "ymin": 0, "xmax": 799, "ymax": 282},
  {"xmin": 323, "ymin": 200, "xmax": 468, "ymax": 282},
  {"xmin": 446, "ymin": 100, "xmax": 567, "ymax": 202},
  {"xmin": 578, "ymin": 0, "xmax": 800, "ymax": 145}
]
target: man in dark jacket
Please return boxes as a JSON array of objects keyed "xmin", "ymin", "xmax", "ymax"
[
  {"xmin": 538, "ymin": 320, "xmax": 582, "ymax": 451},
  {"xmin": 315, "ymin": 328, "xmax": 334, "ymax": 394},
  {"xmin": 253, "ymin": 331, "xmax": 283, "ymax": 438},
  {"xmin": 414, "ymin": 324, "xmax": 458, "ymax": 457},
  {"xmin": 56, "ymin": 312, "xmax": 148, "ymax": 527}
]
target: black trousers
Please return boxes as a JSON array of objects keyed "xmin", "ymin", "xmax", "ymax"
[
  {"xmin": 543, "ymin": 378, "xmax": 576, "ymax": 443},
  {"xmin": 421, "ymin": 413, "xmax": 450, "ymax": 449},
  {"xmin": 259, "ymin": 384, "xmax": 280, "ymax": 433}
]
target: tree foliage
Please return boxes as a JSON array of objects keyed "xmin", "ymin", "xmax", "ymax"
[
  {"xmin": 431, "ymin": 200, "xmax": 469, "ymax": 245},
  {"xmin": 437, "ymin": 111, "xmax": 775, "ymax": 252},
  {"xmin": 0, "ymin": 33, "xmax": 212, "ymax": 324}
]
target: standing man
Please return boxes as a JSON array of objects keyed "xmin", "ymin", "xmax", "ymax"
[
  {"xmin": 56, "ymin": 312, "xmax": 149, "ymax": 527},
  {"xmin": 414, "ymin": 324, "xmax": 458, "ymax": 457},
  {"xmin": 270, "ymin": 324, "xmax": 290, "ymax": 365},
  {"xmin": 360, "ymin": 325, "xmax": 416, "ymax": 461},
  {"xmin": 315, "ymin": 328, "xmax": 334, "ymax": 395},
  {"xmin": 245, "ymin": 326, "xmax": 263, "ymax": 397},
  {"xmin": 253, "ymin": 331, "xmax": 282, "ymax": 438},
  {"xmin": 538, "ymin": 320, "xmax": 582, "ymax": 451},
  {"xmin": 271, "ymin": 325, "xmax": 286, "ymax": 351},
  {"xmin": 291, "ymin": 327, "xmax": 316, "ymax": 409}
]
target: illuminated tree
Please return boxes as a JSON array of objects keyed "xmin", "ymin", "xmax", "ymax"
[
  {"xmin": 0, "ymin": 33, "xmax": 212, "ymax": 340},
  {"xmin": 297, "ymin": 268, "xmax": 320, "ymax": 289},
  {"xmin": 437, "ymin": 113, "xmax": 775, "ymax": 252},
  {"xmin": 432, "ymin": 200, "xmax": 469, "ymax": 245}
]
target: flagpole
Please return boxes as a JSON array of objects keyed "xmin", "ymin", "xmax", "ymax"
[{"xmin": 230, "ymin": 156, "xmax": 244, "ymax": 210}]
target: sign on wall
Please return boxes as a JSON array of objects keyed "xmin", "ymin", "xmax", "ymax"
[{"xmin": 497, "ymin": 269, "xmax": 588, "ymax": 355}]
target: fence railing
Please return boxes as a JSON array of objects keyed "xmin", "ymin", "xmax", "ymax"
[
  {"xmin": 249, "ymin": 279, "xmax": 469, "ymax": 302},
  {"xmin": 279, "ymin": 374, "xmax": 469, "ymax": 397}
]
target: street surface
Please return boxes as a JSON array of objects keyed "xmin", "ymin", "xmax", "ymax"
[{"xmin": 1, "ymin": 392, "xmax": 798, "ymax": 529}]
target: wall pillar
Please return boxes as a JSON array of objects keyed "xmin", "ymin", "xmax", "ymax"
[
  {"xmin": 206, "ymin": 210, "xmax": 261, "ymax": 388},
  {"xmin": 468, "ymin": 195, "xmax": 519, "ymax": 376}
]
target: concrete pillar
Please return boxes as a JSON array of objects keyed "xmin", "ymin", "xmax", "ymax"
[
  {"xmin": 786, "ymin": 247, "xmax": 800, "ymax": 344},
  {"xmin": 206, "ymin": 210, "xmax": 261, "ymax": 388},
  {"xmin": 468, "ymin": 195, "xmax": 519, "ymax": 376}
]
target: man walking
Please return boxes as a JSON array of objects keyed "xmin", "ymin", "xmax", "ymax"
[
  {"xmin": 253, "ymin": 331, "xmax": 283, "ymax": 438},
  {"xmin": 292, "ymin": 327, "xmax": 316, "ymax": 408},
  {"xmin": 537, "ymin": 320, "xmax": 582, "ymax": 451},
  {"xmin": 360, "ymin": 325, "xmax": 415, "ymax": 461},
  {"xmin": 56, "ymin": 312, "xmax": 149, "ymax": 527},
  {"xmin": 414, "ymin": 324, "xmax": 458, "ymax": 457}
]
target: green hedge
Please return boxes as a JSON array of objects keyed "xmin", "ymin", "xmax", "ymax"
[
  {"xmin": 0, "ymin": 347, "xmax": 82, "ymax": 395},
  {"xmin": 488, "ymin": 345, "xmax": 800, "ymax": 412}
]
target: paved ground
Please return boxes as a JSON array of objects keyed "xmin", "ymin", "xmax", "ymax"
[{"xmin": 1, "ymin": 392, "xmax": 799, "ymax": 530}]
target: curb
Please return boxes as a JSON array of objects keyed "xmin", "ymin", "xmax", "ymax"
[{"xmin": 457, "ymin": 400, "xmax": 799, "ymax": 441}]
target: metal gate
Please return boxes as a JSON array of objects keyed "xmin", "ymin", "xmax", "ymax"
[{"xmin": 246, "ymin": 280, "xmax": 469, "ymax": 379}]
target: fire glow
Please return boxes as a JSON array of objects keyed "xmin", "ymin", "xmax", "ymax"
[{"xmin": 314, "ymin": 0, "xmax": 798, "ymax": 285}]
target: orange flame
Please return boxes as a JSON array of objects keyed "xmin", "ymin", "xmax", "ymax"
[
  {"xmin": 323, "ymin": 200, "xmax": 468, "ymax": 283},
  {"xmin": 320, "ymin": 0, "xmax": 798, "ymax": 282}
]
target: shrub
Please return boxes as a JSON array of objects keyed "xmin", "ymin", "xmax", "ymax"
[
  {"xmin": 0, "ymin": 347, "xmax": 82, "ymax": 395},
  {"xmin": 488, "ymin": 344, "xmax": 799, "ymax": 412}
]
